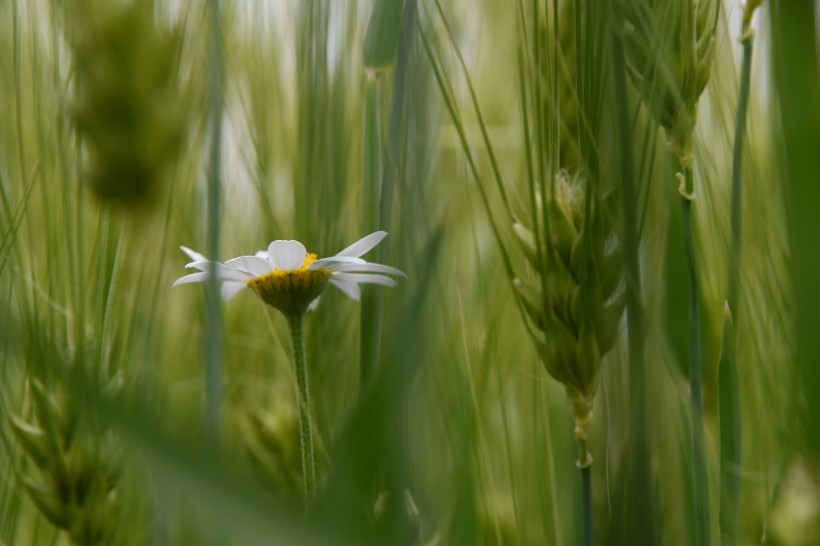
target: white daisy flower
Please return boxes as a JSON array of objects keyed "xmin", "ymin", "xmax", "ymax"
[{"xmin": 173, "ymin": 231, "xmax": 404, "ymax": 315}]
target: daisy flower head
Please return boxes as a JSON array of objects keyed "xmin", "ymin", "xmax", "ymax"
[{"xmin": 173, "ymin": 231, "xmax": 404, "ymax": 316}]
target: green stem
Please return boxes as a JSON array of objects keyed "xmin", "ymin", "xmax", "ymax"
[
  {"xmin": 204, "ymin": 0, "xmax": 224, "ymax": 447},
  {"xmin": 360, "ymin": 75, "xmax": 383, "ymax": 389},
  {"xmin": 719, "ymin": 14, "xmax": 755, "ymax": 546},
  {"xmin": 578, "ymin": 438, "xmax": 593, "ymax": 546},
  {"xmin": 728, "ymin": 22, "xmax": 753, "ymax": 315},
  {"xmin": 287, "ymin": 311, "xmax": 315, "ymax": 506},
  {"xmin": 681, "ymin": 165, "xmax": 710, "ymax": 546}
]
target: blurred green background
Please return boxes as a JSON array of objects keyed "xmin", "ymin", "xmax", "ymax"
[{"xmin": 1, "ymin": 0, "xmax": 818, "ymax": 545}]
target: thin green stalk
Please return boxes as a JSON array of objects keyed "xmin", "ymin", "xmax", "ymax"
[
  {"xmin": 204, "ymin": 0, "xmax": 224, "ymax": 447},
  {"xmin": 610, "ymin": 26, "xmax": 656, "ymax": 545},
  {"xmin": 727, "ymin": 11, "xmax": 754, "ymax": 315},
  {"xmin": 719, "ymin": 5, "xmax": 758, "ymax": 544},
  {"xmin": 379, "ymin": 0, "xmax": 415, "ymax": 233},
  {"xmin": 681, "ymin": 165, "xmax": 710, "ymax": 546},
  {"xmin": 578, "ymin": 439, "xmax": 593, "ymax": 546},
  {"xmin": 717, "ymin": 304, "xmax": 739, "ymax": 546},
  {"xmin": 287, "ymin": 311, "xmax": 316, "ymax": 506},
  {"xmin": 360, "ymin": 75, "xmax": 383, "ymax": 388},
  {"xmin": 360, "ymin": 0, "xmax": 411, "ymax": 389}
]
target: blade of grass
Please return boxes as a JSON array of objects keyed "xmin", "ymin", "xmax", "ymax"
[
  {"xmin": 719, "ymin": 4, "xmax": 760, "ymax": 543},
  {"xmin": 379, "ymin": 0, "xmax": 416, "ymax": 233},
  {"xmin": 359, "ymin": 75, "xmax": 383, "ymax": 388},
  {"xmin": 359, "ymin": 0, "xmax": 412, "ymax": 392},
  {"xmin": 204, "ymin": 0, "xmax": 224, "ymax": 447}
]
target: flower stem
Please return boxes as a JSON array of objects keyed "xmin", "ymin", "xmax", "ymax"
[
  {"xmin": 681, "ymin": 165, "xmax": 710, "ymax": 546},
  {"xmin": 286, "ymin": 311, "xmax": 315, "ymax": 506}
]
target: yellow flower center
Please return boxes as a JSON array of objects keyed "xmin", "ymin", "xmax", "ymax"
[{"xmin": 245, "ymin": 253, "xmax": 331, "ymax": 315}]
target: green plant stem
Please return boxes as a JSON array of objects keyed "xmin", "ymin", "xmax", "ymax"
[
  {"xmin": 581, "ymin": 465, "xmax": 592, "ymax": 546},
  {"xmin": 360, "ymin": 75, "xmax": 383, "ymax": 389},
  {"xmin": 287, "ymin": 311, "xmax": 315, "ymax": 506},
  {"xmin": 577, "ymin": 438, "xmax": 593, "ymax": 546},
  {"xmin": 681, "ymin": 165, "xmax": 710, "ymax": 546},
  {"xmin": 204, "ymin": 0, "xmax": 224, "ymax": 447},
  {"xmin": 728, "ymin": 16, "xmax": 754, "ymax": 316},
  {"xmin": 717, "ymin": 305, "xmax": 739, "ymax": 546},
  {"xmin": 719, "ymin": 14, "xmax": 755, "ymax": 546}
]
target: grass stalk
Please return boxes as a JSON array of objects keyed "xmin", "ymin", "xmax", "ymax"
[
  {"xmin": 378, "ymin": 0, "xmax": 416, "ymax": 233},
  {"xmin": 719, "ymin": 5, "xmax": 759, "ymax": 543},
  {"xmin": 360, "ymin": 0, "xmax": 412, "ymax": 389},
  {"xmin": 681, "ymin": 165, "xmax": 711, "ymax": 546},
  {"xmin": 204, "ymin": 0, "xmax": 224, "ymax": 447},
  {"xmin": 359, "ymin": 75, "xmax": 383, "ymax": 388},
  {"xmin": 287, "ymin": 311, "xmax": 316, "ymax": 506},
  {"xmin": 578, "ymin": 438, "xmax": 593, "ymax": 546},
  {"xmin": 717, "ymin": 304, "xmax": 739, "ymax": 546}
]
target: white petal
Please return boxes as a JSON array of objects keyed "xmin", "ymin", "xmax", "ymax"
[
  {"xmin": 184, "ymin": 260, "xmax": 211, "ymax": 272},
  {"xmin": 181, "ymin": 246, "xmax": 208, "ymax": 264},
  {"xmin": 180, "ymin": 246, "xmax": 211, "ymax": 271},
  {"xmin": 307, "ymin": 296, "xmax": 321, "ymax": 312},
  {"xmin": 254, "ymin": 250, "xmax": 269, "ymax": 259},
  {"xmin": 308, "ymin": 256, "xmax": 366, "ymax": 270},
  {"xmin": 330, "ymin": 262, "xmax": 406, "ymax": 277},
  {"xmin": 336, "ymin": 273, "xmax": 397, "ymax": 287},
  {"xmin": 172, "ymin": 272, "xmax": 208, "ymax": 286},
  {"xmin": 221, "ymin": 281, "xmax": 247, "ymax": 301},
  {"xmin": 329, "ymin": 276, "xmax": 361, "ymax": 300},
  {"xmin": 268, "ymin": 240, "xmax": 307, "ymax": 270},
  {"xmin": 225, "ymin": 256, "xmax": 273, "ymax": 276},
  {"xmin": 210, "ymin": 263, "xmax": 255, "ymax": 282},
  {"xmin": 335, "ymin": 231, "xmax": 387, "ymax": 258}
]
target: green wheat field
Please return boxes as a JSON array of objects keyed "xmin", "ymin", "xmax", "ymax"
[{"xmin": 2, "ymin": 0, "xmax": 820, "ymax": 545}]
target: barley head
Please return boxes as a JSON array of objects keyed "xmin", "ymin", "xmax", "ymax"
[
  {"xmin": 619, "ymin": 0, "xmax": 719, "ymax": 165},
  {"xmin": 513, "ymin": 172, "xmax": 624, "ymax": 436},
  {"xmin": 10, "ymin": 376, "xmax": 122, "ymax": 546}
]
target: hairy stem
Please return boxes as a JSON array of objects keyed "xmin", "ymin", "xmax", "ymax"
[{"xmin": 287, "ymin": 311, "xmax": 315, "ymax": 506}]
